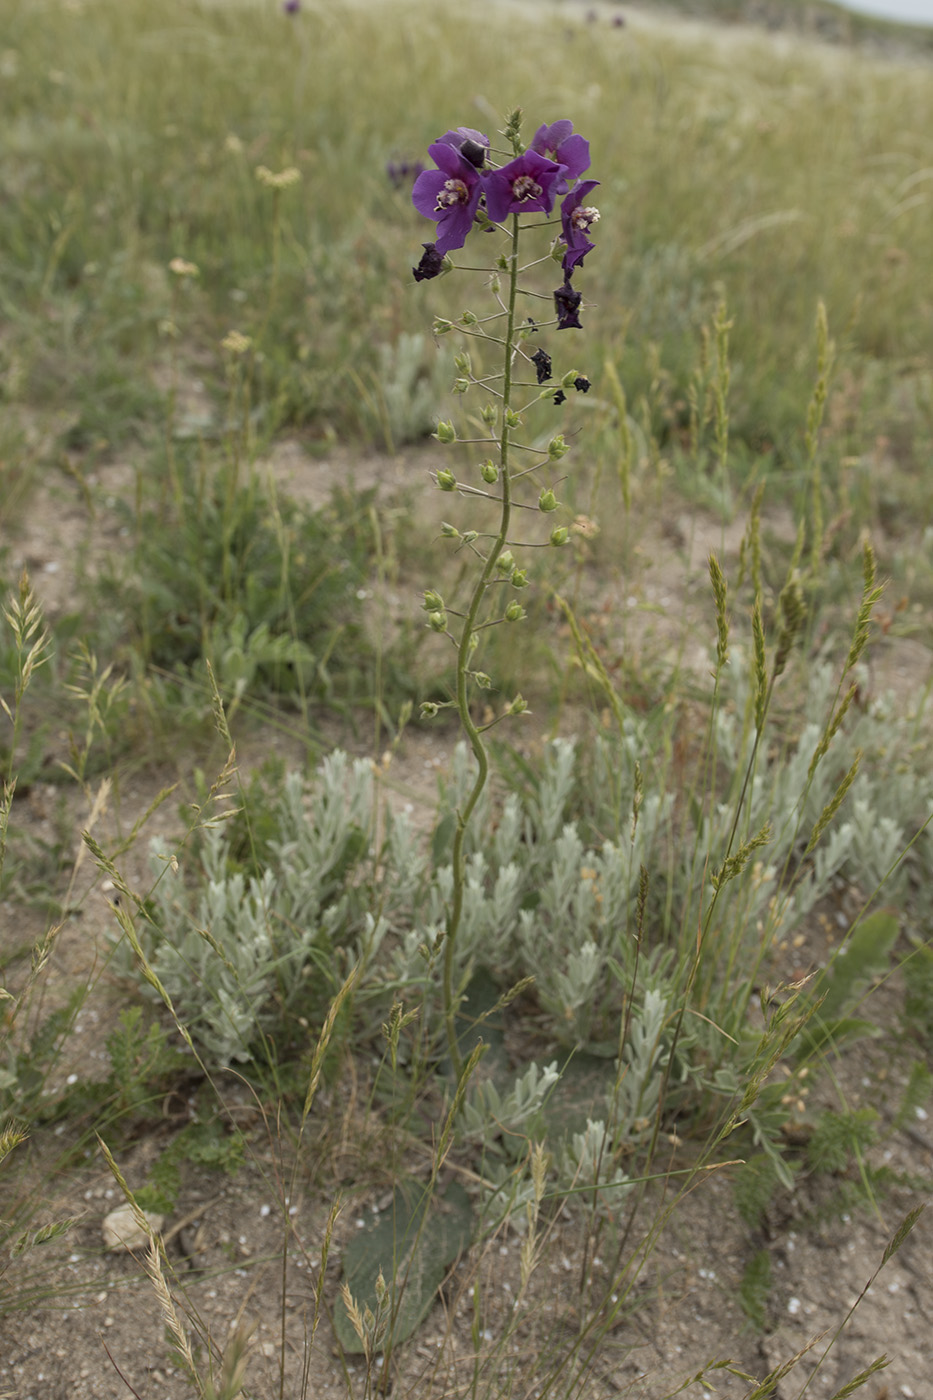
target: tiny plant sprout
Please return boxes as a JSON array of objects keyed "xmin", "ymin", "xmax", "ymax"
[{"xmin": 410, "ymin": 109, "xmax": 599, "ymax": 1076}]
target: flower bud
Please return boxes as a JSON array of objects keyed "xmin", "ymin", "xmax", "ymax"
[
  {"xmin": 490, "ymin": 274, "xmax": 501, "ymax": 295},
  {"xmin": 436, "ymin": 468, "xmax": 457, "ymax": 491},
  {"xmin": 549, "ymin": 526, "xmax": 570, "ymax": 546},
  {"xmin": 454, "ymin": 352, "xmax": 472, "ymax": 373},
  {"xmin": 508, "ymin": 694, "xmax": 528, "ymax": 715},
  {"xmin": 504, "ymin": 408, "xmax": 522, "ymax": 429},
  {"xmin": 511, "ymin": 569, "xmax": 529, "ymax": 588},
  {"xmin": 441, "ymin": 522, "xmax": 460, "ymax": 538},
  {"xmin": 435, "ymin": 420, "xmax": 456, "ymax": 444},
  {"xmin": 472, "ymin": 671, "xmax": 493, "ymax": 690},
  {"xmin": 452, "ymin": 377, "xmax": 470, "ymax": 394},
  {"xmin": 538, "ymin": 488, "xmax": 559, "ymax": 512},
  {"xmin": 548, "ymin": 434, "xmax": 570, "ymax": 459},
  {"xmin": 460, "ymin": 310, "xmax": 478, "ymax": 326},
  {"xmin": 423, "ymin": 589, "xmax": 444, "ymax": 611},
  {"xmin": 433, "ymin": 318, "xmax": 453, "ymax": 334},
  {"xmin": 420, "ymin": 701, "xmax": 439, "ymax": 719},
  {"xmin": 505, "ymin": 601, "xmax": 525, "ymax": 622},
  {"xmin": 462, "ymin": 530, "xmax": 478, "ymax": 544},
  {"xmin": 428, "ymin": 610, "xmax": 448, "ymax": 632},
  {"xmin": 481, "ymin": 403, "xmax": 498, "ymax": 425},
  {"xmin": 496, "ymin": 550, "xmax": 515, "ymax": 573},
  {"xmin": 480, "ymin": 460, "xmax": 499, "ymax": 484}
]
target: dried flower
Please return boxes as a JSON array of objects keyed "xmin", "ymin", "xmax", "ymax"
[
  {"xmin": 169, "ymin": 257, "xmax": 199, "ymax": 278},
  {"xmin": 530, "ymin": 348, "xmax": 552, "ymax": 383},
  {"xmin": 554, "ymin": 279, "xmax": 583, "ymax": 330},
  {"xmin": 413, "ymin": 243, "xmax": 446, "ymax": 282}
]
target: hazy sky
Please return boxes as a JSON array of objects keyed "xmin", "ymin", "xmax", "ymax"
[{"xmin": 836, "ymin": 0, "xmax": 933, "ymax": 23}]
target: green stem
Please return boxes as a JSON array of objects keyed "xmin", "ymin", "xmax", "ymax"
[{"xmin": 443, "ymin": 215, "xmax": 521, "ymax": 1078}]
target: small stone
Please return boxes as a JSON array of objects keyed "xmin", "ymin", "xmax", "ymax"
[{"xmin": 102, "ymin": 1205, "xmax": 163, "ymax": 1251}]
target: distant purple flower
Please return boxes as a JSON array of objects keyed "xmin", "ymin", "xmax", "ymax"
[
  {"xmin": 412, "ymin": 142, "xmax": 485, "ymax": 254},
  {"xmin": 530, "ymin": 121, "xmax": 591, "ymax": 188},
  {"xmin": 412, "ymin": 243, "xmax": 446, "ymax": 282},
  {"xmin": 484, "ymin": 150, "xmax": 563, "ymax": 224},
  {"xmin": 559, "ymin": 180, "xmax": 600, "ymax": 272},
  {"xmin": 554, "ymin": 280, "xmax": 583, "ymax": 331},
  {"xmin": 386, "ymin": 158, "xmax": 425, "ymax": 189},
  {"xmin": 437, "ymin": 127, "xmax": 490, "ymax": 170},
  {"xmin": 282, "ymin": 0, "xmax": 300, "ymax": 12}
]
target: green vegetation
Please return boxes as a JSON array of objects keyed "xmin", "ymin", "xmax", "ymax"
[{"xmin": 1, "ymin": 1, "xmax": 931, "ymax": 1397}]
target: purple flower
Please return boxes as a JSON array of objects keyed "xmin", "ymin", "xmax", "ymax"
[
  {"xmin": 437, "ymin": 127, "xmax": 490, "ymax": 170},
  {"xmin": 412, "ymin": 142, "xmax": 485, "ymax": 254},
  {"xmin": 530, "ymin": 121, "xmax": 591, "ymax": 187},
  {"xmin": 386, "ymin": 158, "xmax": 425, "ymax": 189},
  {"xmin": 554, "ymin": 280, "xmax": 583, "ymax": 331},
  {"xmin": 282, "ymin": 0, "xmax": 300, "ymax": 12},
  {"xmin": 484, "ymin": 150, "xmax": 563, "ymax": 224},
  {"xmin": 559, "ymin": 180, "xmax": 600, "ymax": 272},
  {"xmin": 412, "ymin": 243, "xmax": 446, "ymax": 282}
]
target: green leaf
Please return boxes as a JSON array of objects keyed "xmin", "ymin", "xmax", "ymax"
[{"xmin": 334, "ymin": 1180, "xmax": 472, "ymax": 1354}]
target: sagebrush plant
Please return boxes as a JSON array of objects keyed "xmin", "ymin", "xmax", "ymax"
[{"xmin": 4, "ymin": 6, "xmax": 933, "ymax": 1386}]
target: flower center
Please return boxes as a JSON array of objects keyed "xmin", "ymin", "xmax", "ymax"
[
  {"xmin": 511, "ymin": 174, "xmax": 543, "ymax": 203},
  {"xmin": 572, "ymin": 205, "xmax": 600, "ymax": 231},
  {"xmin": 436, "ymin": 178, "xmax": 470, "ymax": 210}
]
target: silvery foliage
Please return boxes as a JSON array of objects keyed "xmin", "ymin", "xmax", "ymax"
[
  {"xmin": 562, "ymin": 1119, "xmax": 632, "ymax": 1217},
  {"xmin": 134, "ymin": 754, "xmax": 396, "ymax": 1066},
  {"xmin": 460, "ymin": 991, "xmax": 673, "ymax": 1228},
  {"xmin": 389, "ymin": 737, "xmax": 674, "ymax": 1051},
  {"xmin": 459, "ymin": 1061, "xmax": 559, "ymax": 1230},
  {"xmin": 707, "ymin": 652, "xmax": 933, "ymax": 942},
  {"xmin": 374, "ymin": 332, "xmax": 451, "ymax": 449}
]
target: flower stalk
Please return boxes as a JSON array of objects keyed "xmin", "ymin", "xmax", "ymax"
[{"xmin": 410, "ymin": 114, "xmax": 600, "ymax": 1079}]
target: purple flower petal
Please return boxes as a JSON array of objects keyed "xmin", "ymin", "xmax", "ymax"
[
  {"xmin": 560, "ymin": 179, "xmax": 600, "ymax": 272},
  {"xmin": 484, "ymin": 150, "xmax": 563, "ymax": 224},
  {"xmin": 412, "ymin": 142, "xmax": 484, "ymax": 254},
  {"xmin": 530, "ymin": 121, "xmax": 591, "ymax": 184},
  {"xmin": 437, "ymin": 127, "xmax": 490, "ymax": 169}
]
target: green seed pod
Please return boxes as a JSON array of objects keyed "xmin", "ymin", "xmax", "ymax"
[
  {"xmin": 428, "ymin": 610, "xmax": 448, "ymax": 632},
  {"xmin": 548, "ymin": 434, "xmax": 569, "ymax": 459},
  {"xmin": 481, "ymin": 460, "xmax": 499, "ymax": 484},
  {"xmin": 496, "ymin": 550, "xmax": 515, "ymax": 573},
  {"xmin": 550, "ymin": 526, "xmax": 570, "ymax": 546},
  {"xmin": 538, "ymin": 488, "xmax": 559, "ymax": 512},
  {"xmin": 436, "ymin": 420, "xmax": 456, "ymax": 444},
  {"xmin": 436, "ymin": 468, "xmax": 457, "ymax": 491},
  {"xmin": 511, "ymin": 569, "xmax": 529, "ymax": 588},
  {"xmin": 423, "ymin": 589, "xmax": 444, "ymax": 611},
  {"xmin": 481, "ymin": 403, "xmax": 498, "ymax": 425},
  {"xmin": 505, "ymin": 601, "xmax": 525, "ymax": 622}
]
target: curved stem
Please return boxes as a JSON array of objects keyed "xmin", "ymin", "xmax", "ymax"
[{"xmin": 443, "ymin": 215, "xmax": 521, "ymax": 1078}]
